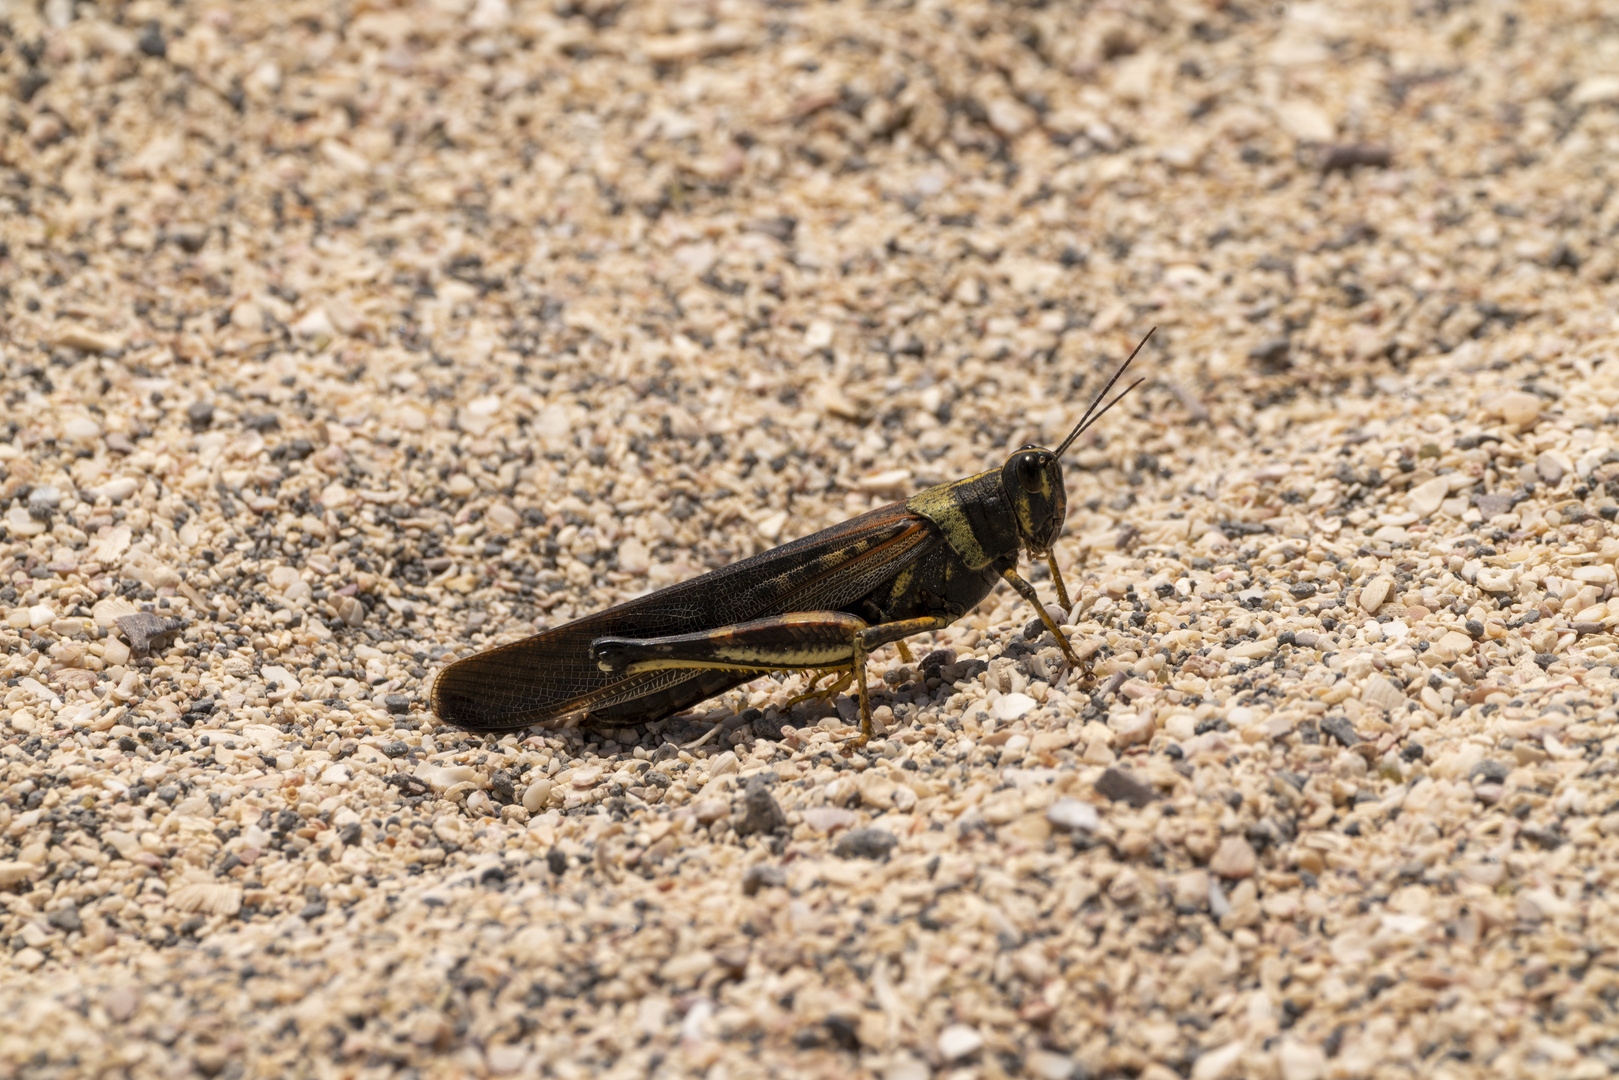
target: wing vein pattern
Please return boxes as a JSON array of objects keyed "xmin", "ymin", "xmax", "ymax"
[{"xmin": 430, "ymin": 503, "xmax": 936, "ymax": 730}]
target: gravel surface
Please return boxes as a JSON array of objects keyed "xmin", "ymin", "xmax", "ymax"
[{"xmin": 4, "ymin": 1, "xmax": 1619, "ymax": 1078}]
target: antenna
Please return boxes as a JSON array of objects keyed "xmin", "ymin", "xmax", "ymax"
[{"xmin": 1054, "ymin": 327, "xmax": 1155, "ymax": 458}]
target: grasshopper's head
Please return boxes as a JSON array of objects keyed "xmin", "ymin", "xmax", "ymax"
[
  {"xmin": 1006, "ymin": 327, "xmax": 1156, "ymax": 557},
  {"xmin": 1003, "ymin": 446, "xmax": 1067, "ymax": 555}
]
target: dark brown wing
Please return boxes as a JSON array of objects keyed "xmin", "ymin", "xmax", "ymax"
[{"xmin": 430, "ymin": 501, "xmax": 940, "ymax": 731}]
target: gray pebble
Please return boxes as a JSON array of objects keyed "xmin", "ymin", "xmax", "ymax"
[
  {"xmin": 833, "ymin": 828, "xmax": 897, "ymax": 860},
  {"xmin": 1320, "ymin": 715, "xmax": 1362, "ymax": 747},
  {"xmin": 735, "ymin": 777, "xmax": 787, "ymax": 837},
  {"xmin": 741, "ymin": 864, "xmax": 786, "ymax": 895},
  {"xmin": 1095, "ymin": 767, "xmax": 1155, "ymax": 808}
]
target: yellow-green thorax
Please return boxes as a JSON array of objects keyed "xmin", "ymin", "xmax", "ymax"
[{"xmin": 905, "ymin": 445, "xmax": 1067, "ymax": 570}]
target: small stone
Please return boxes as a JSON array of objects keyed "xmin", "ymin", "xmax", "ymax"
[
  {"xmin": 755, "ymin": 511, "xmax": 788, "ymax": 541},
  {"xmin": 750, "ymin": 711, "xmax": 787, "ymax": 740},
  {"xmin": 937, "ymin": 1023, "xmax": 984, "ymax": 1062},
  {"xmin": 1108, "ymin": 711, "xmax": 1155, "ymax": 747},
  {"xmin": 1573, "ymin": 564, "xmax": 1617, "ymax": 585},
  {"xmin": 14, "ymin": 947, "xmax": 45, "ymax": 971},
  {"xmin": 1429, "ymin": 630, "xmax": 1475, "ymax": 662},
  {"xmin": 741, "ymin": 864, "xmax": 786, "ymax": 896},
  {"xmin": 617, "ymin": 536, "xmax": 650, "ymax": 573},
  {"xmin": 1406, "ymin": 475, "xmax": 1451, "ymax": 517},
  {"xmin": 46, "ymin": 905, "xmax": 82, "ymax": 933},
  {"xmin": 1277, "ymin": 1037, "xmax": 1327, "ymax": 1080},
  {"xmin": 487, "ymin": 1045, "xmax": 527, "ymax": 1076},
  {"xmin": 1320, "ymin": 714, "xmax": 1362, "ymax": 747},
  {"xmin": 1572, "ymin": 74, "xmax": 1619, "ymax": 106},
  {"xmin": 883, "ymin": 1055, "xmax": 931, "ymax": 1080},
  {"xmin": 137, "ymin": 20, "xmax": 166, "ymax": 57},
  {"xmin": 319, "ymin": 481, "xmax": 353, "ymax": 508},
  {"xmin": 27, "ymin": 484, "xmax": 62, "ymax": 509},
  {"xmin": 336, "ymin": 596, "xmax": 366, "ymax": 627},
  {"xmin": 1095, "ymin": 767, "xmax": 1155, "ymax": 807},
  {"xmin": 292, "ymin": 306, "xmax": 335, "ymax": 338},
  {"xmin": 1360, "ymin": 675, "xmax": 1406, "ymax": 713},
  {"xmin": 1248, "ymin": 336, "xmax": 1290, "ymax": 368},
  {"xmin": 1028, "ymin": 1050, "xmax": 1078, "ymax": 1080},
  {"xmin": 94, "ymin": 476, "xmax": 141, "ymax": 503},
  {"xmin": 169, "ymin": 223, "xmax": 207, "ymax": 254},
  {"xmin": 114, "ymin": 613, "xmax": 181, "ymax": 656},
  {"xmin": 735, "ymin": 778, "xmax": 787, "ymax": 837},
  {"xmin": 52, "ymin": 324, "xmax": 123, "ymax": 354},
  {"xmin": 833, "ymin": 828, "xmax": 897, "ymax": 860},
  {"xmin": 104, "ymin": 987, "xmax": 141, "ymax": 1023},
  {"xmin": 992, "ymin": 692, "xmax": 1037, "ymax": 721},
  {"xmin": 1173, "ymin": 870, "xmax": 1210, "ymax": 910},
  {"xmin": 1359, "ymin": 577, "xmax": 1392, "ymax": 613},
  {"xmin": 382, "ymin": 740, "xmax": 411, "ymax": 758},
  {"xmin": 659, "ymin": 949, "xmax": 715, "ymax": 988},
  {"xmin": 384, "ymin": 693, "xmax": 410, "ymax": 714},
  {"xmin": 1489, "ymin": 390, "xmax": 1542, "ymax": 429},
  {"xmin": 1535, "ymin": 451, "xmax": 1565, "ymax": 486},
  {"xmin": 187, "ymin": 400, "xmax": 215, "ymax": 429},
  {"xmin": 1191, "ymin": 1040, "xmax": 1247, "ymax": 1080},
  {"xmin": 485, "ymin": 503, "xmax": 521, "ymax": 532},
  {"xmin": 1047, "ymin": 798, "xmax": 1100, "ymax": 834},
  {"xmin": 0, "ymin": 862, "xmax": 41, "ymax": 887},
  {"xmin": 1209, "ymin": 836, "xmax": 1257, "ymax": 879},
  {"xmin": 693, "ymin": 798, "xmax": 729, "ymax": 825},
  {"xmin": 1319, "ymin": 143, "xmax": 1392, "ymax": 173},
  {"xmin": 4, "ymin": 505, "xmax": 46, "ymax": 537},
  {"xmin": 802, "ymin": 807, "xmax": 859, "ymax": 833}
]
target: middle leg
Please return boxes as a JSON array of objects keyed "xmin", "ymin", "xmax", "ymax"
[{"xmin": 1002, "ymin": 567, "xmax": 1081, "ymax": 667}]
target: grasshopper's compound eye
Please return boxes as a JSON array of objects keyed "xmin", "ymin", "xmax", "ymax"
[{"xmin": 1015, "ymin": 454, "xmax": 1046, "ymax": 494}]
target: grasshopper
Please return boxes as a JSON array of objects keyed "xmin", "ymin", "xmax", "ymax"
[{"xmin": 432, "ymin": 330, "xmax": 1152, "ymax": 745}]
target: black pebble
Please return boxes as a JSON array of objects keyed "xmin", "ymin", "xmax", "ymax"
[{"xmin": 138, "ymin": 21, "xmax": 167, "ymax": 58}]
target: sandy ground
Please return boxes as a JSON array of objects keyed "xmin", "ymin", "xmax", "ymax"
[{"xmin": 4, "ymin": 0, "xmax": 1619, "ymax": 1077}]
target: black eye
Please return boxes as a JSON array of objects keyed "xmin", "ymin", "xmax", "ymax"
[{"xmin": 1016, "ymin": 456, "xmax": 1044, "ymax": 493}]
